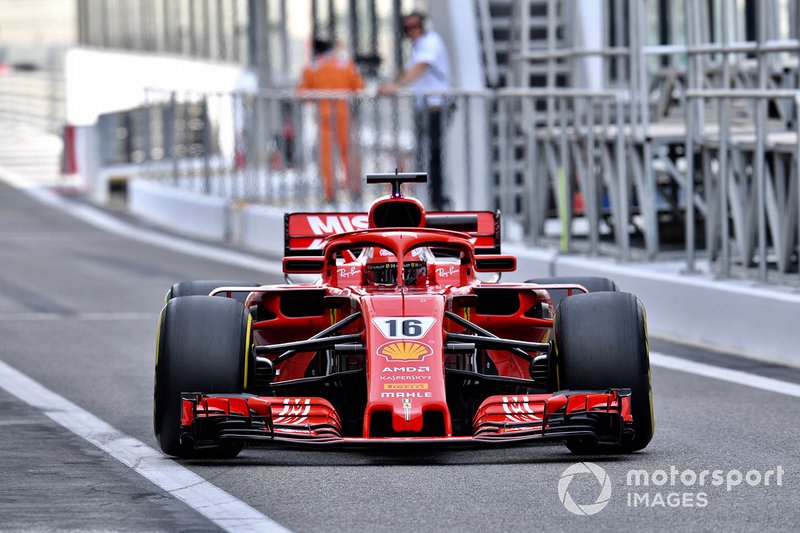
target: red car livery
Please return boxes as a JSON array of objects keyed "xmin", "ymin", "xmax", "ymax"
[{"xmin": 154, "ymin": 173, "xmax": 654, "ymax": 457}]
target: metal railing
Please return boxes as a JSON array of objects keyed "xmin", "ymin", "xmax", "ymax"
[
  {"xmin": 126, "ymin": 88, "xmax": 495, "ymax": 211},
  {"xmin": 480, "ymin": 0, "xmax": 800, "ymax": 285},
  {"xmin": 0, "ymin": 71, "xmax": 65, "ymax": 134},
  {"xmin": 95, "ymin": 83, "xmax": 800, "ymax": 286},
  {"xmin": 93, "ymin": 89, "xmax": 628, "ymax": 250},
  {"xmin": 494, "ymin": 88, "xmax": 631, "ymax": 257},
  {"xmin": 686, "ymin": 89, "xmax": 800, "ymax": 285}
]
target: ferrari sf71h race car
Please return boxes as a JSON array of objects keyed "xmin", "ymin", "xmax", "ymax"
[{"xmin": 154, "ymin": 173, "xmax": 654, "ymax": 457}]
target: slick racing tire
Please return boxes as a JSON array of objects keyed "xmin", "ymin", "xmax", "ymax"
[
  {"xmin": 527, "ymin": 276, "xmax": 618, "ymax": 391},
  {"xmin": 166, "ymin": 280, "xmax": 259, "ymax": 304},
  {"xmin": 525, "ymin": 276, "xmax": 618, "ymax": 309},
  {"xmin": 553, "ymin": 291, "xmax": 654, "ymax": 454},
  {"xmin": 154, "ymin": 295, "xmax": 252, "ymax": 458}
]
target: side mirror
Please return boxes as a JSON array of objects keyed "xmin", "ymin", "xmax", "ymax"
[
  {"xmin": 474, "ymin": 255, "xmax": 517, "ymax": 273},
  {"xmin": 282, "ymin": 257, "xmax": 325, "ymax": 274}
]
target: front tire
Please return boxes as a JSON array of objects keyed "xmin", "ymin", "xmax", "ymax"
[
  {"xmin": 154, "ymin": 295, "xmax": 252, "ymax": 457},
  {"xmin": 553, "ymin": 291, "xmax": 654, "ymax": 453}
]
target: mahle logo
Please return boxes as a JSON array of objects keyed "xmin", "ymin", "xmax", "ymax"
[{"xmin": 558, "ymin": 462, "xmax": 612, "ymax": 516}]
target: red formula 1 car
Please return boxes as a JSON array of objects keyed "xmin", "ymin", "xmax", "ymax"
[{"xmin": 154, "ymin": 173, "xmax": 654, "ymax": 457}]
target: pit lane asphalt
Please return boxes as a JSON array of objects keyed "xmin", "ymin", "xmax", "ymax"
[{"xmin": 0, "ymin": 182, "xmax": 798, "ymax": 532}]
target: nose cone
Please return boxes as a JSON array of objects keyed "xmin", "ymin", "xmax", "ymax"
[{"xmin": 360, "ymin": 293, "xmax": 452, "ymax": 437}]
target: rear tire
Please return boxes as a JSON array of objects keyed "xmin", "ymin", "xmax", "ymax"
[
  {"xmin": 154, "ymin": 295, "xmax": 251, "ymax": 458},
  {"xmin": 553, "ymin": 291, "xmax": 654, "ymax": 454},
  {"xmin": 166, "ymin": 280, "xmax": 259, "ymax": 304},
  {"xmin": 526, "ymin": 276, "xmax": 618, "ymax": 309}
]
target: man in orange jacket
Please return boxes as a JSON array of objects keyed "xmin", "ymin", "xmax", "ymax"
[{"xmin": 298, "ymin": 39, "xmax": 365, "ymax": 205}]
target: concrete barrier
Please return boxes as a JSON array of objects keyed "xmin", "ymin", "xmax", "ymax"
[
  {"xmin": 128, "ymin": 179, "xmax": 229, "ymax": 241},
  {"xmin": 240, "ymin": 204, "xmax": 287, "ymax": 256},
  {"xmin": 505, "ymin": 246, "xmax": 800, "ymax": 367},
  {"xmin": 553, "ymin": 254, "xmax": 800, "ymax": 368},
  {"xmin": 504, "ymin": 244, "xmax": 557, "ymax": 281}
]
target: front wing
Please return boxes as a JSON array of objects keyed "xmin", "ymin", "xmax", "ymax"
[{"xmin": 179, "ymin": 390, "xmax": 633, "ymax": 449}]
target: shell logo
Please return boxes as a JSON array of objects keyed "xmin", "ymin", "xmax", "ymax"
[{"xmin": 378, "ymin": 341, "xmax": 433, "ymax": 361}]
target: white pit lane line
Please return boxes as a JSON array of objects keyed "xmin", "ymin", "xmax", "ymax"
[
  {"xmin": 650, "ymin": 352, "xmax": 800, "ymax": 398},
  {"xmin": 0, "ymin": 359, "xmax": 291, "ymax": 533}
]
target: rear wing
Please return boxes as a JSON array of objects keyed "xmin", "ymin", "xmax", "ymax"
[{"xmin": 284, "ymin": 211, "xmax": 501, "ymax": 256}]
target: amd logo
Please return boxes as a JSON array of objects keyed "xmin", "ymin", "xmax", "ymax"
[{"xmin": 382, "ymin": 366, "xmax": 431, "ymax": 373}]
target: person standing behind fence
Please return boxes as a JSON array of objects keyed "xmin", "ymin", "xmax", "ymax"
[
  {"xmin": 379, "ymin": 11, "xmax": 452, "ymax": 210},
  {"xmin": 298, "ymin": 38, "xmax": 365, "ymax": 205}
]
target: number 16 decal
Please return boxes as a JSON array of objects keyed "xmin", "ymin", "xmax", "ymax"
[{"xmin": 373, "ymin": 317, "xmax": 436, "ymax": 339}]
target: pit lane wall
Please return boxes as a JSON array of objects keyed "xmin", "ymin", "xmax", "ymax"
[
  {"xmin": 128, "ymin": 179, "xmax": 230, "ymax": 241},
  {"xmin": 127, "ymin": 177, "xmax": 800, "ymax": 368},
  {"xmin": 504, "ymin": 246, "xmax": 800, "ymax": 369}
]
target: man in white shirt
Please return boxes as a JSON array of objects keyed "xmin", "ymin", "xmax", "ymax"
[{"xmin": 379, "ymin": 11, "xmax": 452, "ymax": 210}]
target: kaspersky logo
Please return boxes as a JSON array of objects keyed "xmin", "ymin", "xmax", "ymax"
[{"xmin": 377, "ymin": 341, "xmax": 433, "ymax": 361}]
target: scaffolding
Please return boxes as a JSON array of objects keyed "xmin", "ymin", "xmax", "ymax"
[{"xmin": 489, "ymin": 0, "xmax": 800, "ymax": 283}]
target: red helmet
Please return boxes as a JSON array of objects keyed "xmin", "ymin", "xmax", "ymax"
[{"xmin": 364, "ymin": 247, "xmax": 428, "ymax": 287}]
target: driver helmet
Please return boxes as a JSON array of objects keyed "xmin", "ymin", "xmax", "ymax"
[{"xmin": 364, "ymin": 247, "xmax": 428, "ymax": 287}]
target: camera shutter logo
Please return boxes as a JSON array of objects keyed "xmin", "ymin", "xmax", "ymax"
[{"xmin": 558, "ymin": 462, "xmax": 612, "ymax": 516}]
